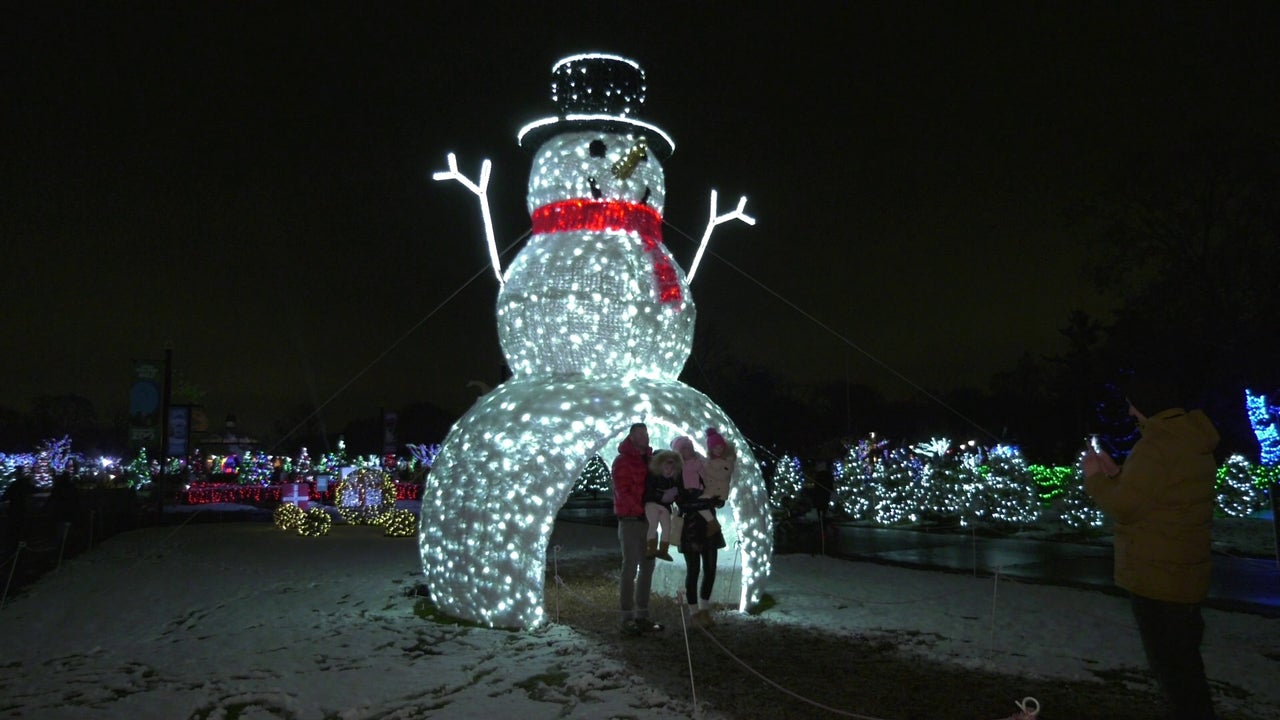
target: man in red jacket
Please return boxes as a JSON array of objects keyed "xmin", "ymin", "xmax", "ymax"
[{"xmin": 611, "ymin": 422, "xmax": 662, "ymax": 635}]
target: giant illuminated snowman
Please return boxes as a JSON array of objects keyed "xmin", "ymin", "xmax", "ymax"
[{"xmin": 422, "ymin": 53, "xmax": 773, "ymax": 629}]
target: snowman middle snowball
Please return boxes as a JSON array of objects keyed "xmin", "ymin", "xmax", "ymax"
[{"xmin": 497, "ymin": 129, "xmax": 695, "ymax": 381}]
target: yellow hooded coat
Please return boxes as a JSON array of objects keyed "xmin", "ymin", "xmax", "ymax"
[{"xmin": 1084, "ymin": 408, "xmax": 1219, "ymax": 603}]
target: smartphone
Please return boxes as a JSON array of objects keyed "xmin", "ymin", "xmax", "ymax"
[{"xmin": 1086, "ymin": 435, "xmax": 1101, "ymax": 452}]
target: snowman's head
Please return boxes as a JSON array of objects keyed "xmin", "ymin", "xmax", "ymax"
[{"xmin": 527, "ymin": 130, "xmax": 666, "ymax": 215}]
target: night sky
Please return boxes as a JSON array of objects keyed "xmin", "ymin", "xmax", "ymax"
[{"xmin": 4, "ymin": 3, "xmax": 1278, "ymax": 439}]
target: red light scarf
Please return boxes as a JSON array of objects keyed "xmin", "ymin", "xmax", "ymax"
[{"xmin": 530, "ymin": 200, "xmax": 682, "ymax": 305}]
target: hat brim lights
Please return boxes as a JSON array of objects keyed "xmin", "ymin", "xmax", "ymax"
[{"xmin": 517, "ymin": 53, "xmax": 675, "ymax": 159}]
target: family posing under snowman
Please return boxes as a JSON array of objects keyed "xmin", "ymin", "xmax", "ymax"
[{"xmin": 613, "ymin": 423, "xmax": 736, "ymax": 634}]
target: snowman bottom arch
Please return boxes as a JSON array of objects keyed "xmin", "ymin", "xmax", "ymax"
[{"xmin": 417, "ymin": 376, "xmax": 774, "ymax": 629}]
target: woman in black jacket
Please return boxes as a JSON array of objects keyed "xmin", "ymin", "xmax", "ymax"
[{"xmin": 675, "ymin": 481, "xmax": 726, "ymax": 626}]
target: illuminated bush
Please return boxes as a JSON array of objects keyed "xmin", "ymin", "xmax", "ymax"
[
  {"xmin": 273, "ymin": 503, "xmax": 304, "ymax": 531},
  {"xmin": 379, "ymin": 508, "xmax": 417, "ymax": 538},
  {"xmin": 298, "ymin": 506, "xmax": 333, "ymax": 537},
  {"xmin": 1217, "ymin": 454, "xmax": 1271, "ymax": 517}
]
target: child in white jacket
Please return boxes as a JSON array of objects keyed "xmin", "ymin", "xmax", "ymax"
[{"xmin": 699, "ymin": 428, "xmax": 734, "ymax": 536}]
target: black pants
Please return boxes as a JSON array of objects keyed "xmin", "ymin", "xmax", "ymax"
[
  {"xmin": 683, "ymin": 545, "xmax": 717, "ymax": 604},
  {"xmin": 1130, "ymin": 593, "xmax": 1216, "ymax": 720}
]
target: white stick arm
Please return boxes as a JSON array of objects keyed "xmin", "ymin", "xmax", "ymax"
[
  {"xmin": 432, "ymin": 153, "xmax": 504, "ymax": 288},
  {"xmin": 686, "ymin": 189, "xmax": 756, "ymax": 283}
]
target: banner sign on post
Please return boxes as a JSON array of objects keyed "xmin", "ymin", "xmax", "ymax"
[
  {"xmin": 129, "ymin": 359, "xmax": 162, "ymax": 450},
  {"xmin": 166, "ymin": 405, "xmax": 191, "ymax": 458}
]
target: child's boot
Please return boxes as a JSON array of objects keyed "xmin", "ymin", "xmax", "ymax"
[
  {"xmin": 645, "ymin": 537, "xmax": 657, "ymax": 558},
  {"xmin": 698, "ymin": 600, "xmax": 716, "ymax": 626},
  {"xmin": 656, "ymin": 541, "xmax": 673, "ymax": 561}
]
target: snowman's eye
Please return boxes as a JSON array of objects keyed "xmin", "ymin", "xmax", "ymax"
[{"xmin": 589, "ymin": 140, "xmax": 607, "ymax": 158}]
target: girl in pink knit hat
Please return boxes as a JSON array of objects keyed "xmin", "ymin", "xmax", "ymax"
[{"xmin": 701, "ymin": 428, "xmax": 734, "ymax": 516}]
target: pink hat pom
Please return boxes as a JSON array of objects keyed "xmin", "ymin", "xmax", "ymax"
[{"xmin": 706, "ymin": 428, "xmax": 727, "ymax": 453}]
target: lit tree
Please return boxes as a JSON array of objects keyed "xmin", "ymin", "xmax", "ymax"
[
  {"xmin": 973, "ymin": 445, "xmax": 1041, "ymax": 526},
  {"xmin": 768, "ymin": 455, "xmax": 807, "ymax": 515},
  {"xmin": 573, "ymin": 455, "xmax": 611, "ymax": 495},
  {"xmin": 295, "ymin": 447, "xmax": 313, "ymax": 477},
  {"xmin": 318, "ymin": 437, "xmax": 350, "ymax": 477},
  {"xmin": 122, "ymin": 448, "xmax": 153, "ymax": 488},
  {"xmin": 1052, "ymin": 466, "xmax": 1106, "ymax": 530},
  {"xmin": 1216, "ymin": 454, "xmax": 1269, "ymax": 518},
  {"xmin": 910, "ymin": 438, "xmax": 959, "ymax": 521},
  {"xmin": 865, "ymin": 448, "xmax": 928, "ymax": 525},
  {"xmin": 1029, "ymin": 464, "xmax": 1074, "ymax": 504},
  {"xmin": 1245, "ymin": 389, "xmax": 1279, "ymax": 466},
  {"xmin": 239, "ymin": 450, "xmax": 273, "ymax": 486}
]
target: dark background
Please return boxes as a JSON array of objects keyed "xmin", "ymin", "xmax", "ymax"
[{"xmin": 3, "ymin": 3, "xmax": 1277, "ymax": 461}]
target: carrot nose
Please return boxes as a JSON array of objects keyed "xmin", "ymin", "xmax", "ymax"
[{"xmin": 611, "ymin": 137, "xmax": 648, "ymax": 180}]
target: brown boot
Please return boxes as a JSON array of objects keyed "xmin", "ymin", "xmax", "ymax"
[
  {"xmin": 656, "ymin": 541, "xmax": 673, "ymax": 561},
  {"xmin": 699, "ymin": 601, "xmax": 716, "ymax": 626},
  {"xmin": 645, "ymin": 537, "xmax": 657, "ymax": 558},
  {"xmin": 707, "ymin": 518, "xmax": 721, "ymax": 537},
  {"xmin": 686, "ymin": 605, "xmax": 705, "ymax": 627}
]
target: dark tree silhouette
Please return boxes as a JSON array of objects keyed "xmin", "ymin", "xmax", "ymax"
[{"xmin": 1083, "ymin": 130, "xmax": 1280, "ymax": 457}]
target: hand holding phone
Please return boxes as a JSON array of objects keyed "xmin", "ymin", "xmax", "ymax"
[{"xmin": 1082, "ymin": 440, "xmax": 1120, "ymax": 478}]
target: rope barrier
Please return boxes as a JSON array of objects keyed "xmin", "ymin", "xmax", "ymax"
[
  {"xmin": 675, "ymin": 590, "xmax": 700, "ymax": 714},
  {"xmin": 685, "ymin": 602, "xmax": 1041, "ymax": 720},
  {"xmin": 684, "ymin": 614, "xmax": 885, "ymax": 719},
  {"xmin": 721, "ymin": 539, "xmax": 743, "ymax": 607},
  {"xmin": 12, "ymin": 541, "xmax": 57, "ymax": 553},
  {"xmin": 0, "ymin": 505, "xmax": 216, "ymax": 611},
  {"xmin": 972, "ymin": 527, "xmax": 979, "ymax": 577},
  {"xmin": 551, "ymin": 544, "xmax": 562, "ymax": 624},
  {"xmin": 1006, "ymin": 697, "xmax": 1040, "ymax": 718},
  {"xmin": 1, "ymin": 542, "xmax": 25, "ymax": 610},
  {"xmin": 989, "ymin": 566, "xmax": 1001, "ymax": 659},
  {"xmin": 1213, "ymin": 546, "xmax": 1280, "ymax": 567},
  {"xmin": 547, "ymin": 536, "xmax": 1043, "ymax": 720},
  {"xmin": 268, "ymin": 230, "xmax": 530, "ymax": 452},
  {"xmin": 781, "ymin": 567, "xmax": 969, "ymax": 608},
  {"xmin": 55, "ymin": 524, "xmax": 69, "ymax": 572},
  {"xmin": 662, "ymin": 218, "xmax": 1002, "ymax": 445}
]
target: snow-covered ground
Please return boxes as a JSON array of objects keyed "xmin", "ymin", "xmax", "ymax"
[{"xmin": 0, "ymin": 507, "xmax": 1276, "ymax": 720}]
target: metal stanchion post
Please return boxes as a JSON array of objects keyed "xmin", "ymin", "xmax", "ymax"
[
  {"xmin": 56, "ymin": 524, "xmax": 69, "ymax": 572},
  {"xmin": 2, "ymin": 541, "xmax": 26, "ymax": 610}
]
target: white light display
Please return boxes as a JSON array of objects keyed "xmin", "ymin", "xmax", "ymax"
[{"xmin": 423, "ymin": 53, "xmax": 771, "ymax": 629}]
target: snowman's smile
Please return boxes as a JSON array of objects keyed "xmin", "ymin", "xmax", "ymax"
[{"xmin": 587, "ymin": 177, "xmax": 652, "ymax": 206}]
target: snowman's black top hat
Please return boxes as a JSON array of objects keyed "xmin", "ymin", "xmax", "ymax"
[{"xmin": 517, "ymin": 53, "xmax": 675, "ymax": 159}]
